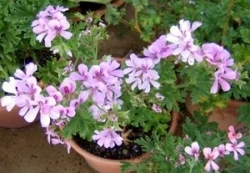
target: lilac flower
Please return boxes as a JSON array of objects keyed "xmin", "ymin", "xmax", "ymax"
[
  {"xmin": 125, "ymin": 57, "xmax": 160, "ymax": 93},
  {"xmin": 70, "ymin": 64, "xmax": 89, "ymax": 81},
  {"xmin": 125, "ymin": 75, "xmax": 142, "ymax": 91},
  {"xmin": 202, "ymin": 43, "xmax": 234, "ymax": 71},
  {"xmin": 214, "ymin": 144, "xmax": 230, "ymax": 157},
  {"xmin": 84, "ymin": 80, "xmax": 107, "ymax": 105},
  {"xmin": 32, "ymin": 6, "xmax": 72, "ymax": 47},
  {"xmin": 1, "ymin": 77, "xmax": 19, "ymax": 111},
  {"xmin": 45, "ymin": 126, "xmax": 58, "ymax": 144},
  {"xmin": 123, "ymin": 54, "xmax": 140, "ymax": 75},
  {"xmin": 210, "ymin": 69, "xmax": 238, "ymax": 93},
  {"xmin": 179, "ymin": 154, "xmax": 186, "ymax": 165},
  {"xmin": 172, "ymin": 36, "xmax": 203, "ymax": 65},
  {"xmin": 166, "ymin": 19, "xmax": 202, "ymax": 44},
  {"xmin": 228, "ymin": 125, "xmax": 242, "ymax": 143},
  {"xmin": 144, "ymin": 35, "xmax": 175, "ymax": 64},
  {"xmin": 89, "ymin": 64, "xmax": 109, "ymax": 83},
  {"xmin": 155, "ymin": 92, "xmax": 165, "ymax": 101},
  {"xmin": 184, "ymin": 141, "xmax": 200, "ymax": 160},
  {"xmin": 46, "ymin": 85, "xmax": 63, "ymax": 102},
  {"xmin": 14, "ymin": 62, "xmax": 37, "ymax": 80},
  {"xmin": 203, "ymin": 147, "xmax": 220, "ymax": 172},
  {"xmin": 59, "ymin": 78, "xmax": 76, "ymax": 95},
  {"xmin": 88, "ymin": 104, "xmax": 110, "ymax": 122},
  {"xmin": 16, "ymin": 76, "xmax": 42, "ymax": 97},
  {"xmin": 152, "ymin": 104, "xmax": 162, "ymax": 113},
  {"xmin": 104, "ymin": 56, "xmax": 124, "ymax": 78},
  {"xmin": 16, "ymin": 95, "xmax": 40, "ymax": 123},
  {"xmin": 45, "ymin": 18, "xmax": 72, "ymax": 47},
  {"xmin": 38, "ymin": 96, "xmax": 59, "ymax": 127},
  {"xmin": 92, "ymin": 128, "xmax": 123, "ymax": 148},
  {"xmin": 51, "ymin": 138, "xmax": 71, "ymax": 154},
  {"xmin": 225, "ymin": 141, "xmax": 245, "ymax": 160}
]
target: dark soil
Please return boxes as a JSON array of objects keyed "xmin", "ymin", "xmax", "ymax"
[{"xmin": 73, "ymin": 126, "xmax": 150, "ymax": 160}]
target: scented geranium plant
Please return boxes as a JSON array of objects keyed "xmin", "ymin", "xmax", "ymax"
[
  {"xmin": 0, "ymin": 0, "xmax": 80, "ymax": 96},
  {"xmin": 0, "ymin": 7, "xmax": 245, "ymax": 161},
  {"xmin": 122, "ymin": 113, "xmax": 250, "ymax": 173}
]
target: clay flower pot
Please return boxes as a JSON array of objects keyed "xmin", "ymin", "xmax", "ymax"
[
  {"xmin": 0, "ymin": 105, "xmax": 32, "ymax": 128},
  {"xmin": 69, "ymin": 112, "xmax": 180, "ymax": 173},
  {"xmin": 185, "ymin": 96, "xmax": 245, "ymax": 131}
]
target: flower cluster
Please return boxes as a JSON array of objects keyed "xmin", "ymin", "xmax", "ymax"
[
  {"xmin": 143, "ymin": 19, "xmax": 238, "ymax": 94},
  {"xmin": 32, "ymin": 5, "xmax": 72, "ymax": 47},
  {"xmin": 124, "ymin": 54, "xmax": 160, "ymax": 93},
  {"xmin": 184, "ymin": 126, "xmax": 245, "ymax": 172}
]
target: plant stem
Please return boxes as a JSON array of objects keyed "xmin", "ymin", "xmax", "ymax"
[
  {"xmin": 222, "ymin": 0, "xmax": 235, "ymax": 45},
  {"xmin": 134, "ymin": 10, "xmax": 142, "ymax": 34}
]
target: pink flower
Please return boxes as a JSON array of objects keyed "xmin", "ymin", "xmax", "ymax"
[
  {"xmin": 172, "ymin": 36, "xmax": 203, "ymax": 65},
  {"xmin": 59, "ymin": 78, "xmax": 76, "ymax": 95},
  {"xmin": 144, "ymin": 35, "xmax": 175, "ymax": 64},
  {"xmin": 184, "ymin": 141, "xmax": 200, "ymax": 159},
  {"xmin": 105, "ymin": 56, "xmax": 124, "ymax": 78},
  {"xmin": 1, "ymin": 77, "xmax": 19, "ymax": 111},
  {"xmin": 225, "ymin": 141, "xmax": 245, "ymax": 160},
  {"xmin": 210, "ymin": 69, "xmax": 238, "ymax": 93},
  {"xmin": 125, "ymin": 57, "xmax": 160, "ymax": 93},
  {"xmin": 92, "ymin": 128, "xmax": 123, "ymax": 148},
  {"xmin": 46, "ymin": 85, "xmax": 63, "ymax": 102},
  {"xmin": 70, "ymin": 64, "xmax": 89, "ymax": 81},
  {"xmin": 155, "ymin": 92, "xmax": 165, "ymax": 101},
  {"xmin": 152, "ymin": 104, "xmax": 162, "ymax": 113},
  {"xmin": 228, "ymin": 125, "xmax": 242, "ymax": 143},
  {"xmin": 14, "ymin": 63, "xmax": 37, "ymax": 80},
  {"xmin": 16, "ymin": 95, "xmax": 40, "ymax": 123},
  {"xmin": 32, "ymin": 5, "xmax": 72, "ymax": 47},
  {"xmin": 166, "ymin": 19, "xmax": 202, "ymax": 44},
  {"xmin": 179, "ymin": 154, "xmax": 186, "ymax": 165},
  {"xmin": 214, "ymin": 144, "xmax": 230, "ymax": 157},
  {"xmin": 84, "ymin": 80, "xmax": 107, "ymax": 105},
  {"xmin": 202, "ymin": 43, "xmax": 234, "ymax": 72},
  {"xmin": 45, "ymin": 18, "xmax": 72, "ymax": 47},
  {"xmin": 203, "ymin": 147, "xmax": 220, "ymax": 172},
  {"xmin": 123, "ymin": 54, "xmax": 140, "ymax": 75}
]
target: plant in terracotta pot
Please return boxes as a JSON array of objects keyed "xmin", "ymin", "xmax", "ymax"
[
  {"xmin": 115, "ymin": 0, "xmax": 250, "ymax": 130},
  {"xmin": 1, "ymin": 5, "xmax": 181, "ymax": 173},
  {"xmin": 1, "ymin": 4, "xmax": 247, "ymax": 173},
  {"xmin": 0, "ymin": 0, "xmax": 80, "ymax": 128},
  {"xmin": 122, "ymin": 112, "xmax": 250, "ymax": 173}
]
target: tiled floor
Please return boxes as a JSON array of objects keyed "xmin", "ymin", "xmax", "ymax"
[{"xmin": 0, "ymin": 123, "xmax": 94, "ymax": 173}]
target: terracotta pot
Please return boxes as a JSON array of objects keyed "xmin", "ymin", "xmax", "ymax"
[
  {"xmin": 0, "ymin": 105, "xmax": 33, "ymax": 128},
  {"xmin": 185, "ymin": 96, "xmax": 245, "ymax": 131},
  {"xmin": 69, "ymin": 112, "xmax": 180, "ymax": 173}
]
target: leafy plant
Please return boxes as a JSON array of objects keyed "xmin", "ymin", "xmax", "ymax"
[{"xmin": 122, "ymin": 114, "xmax": 250, "ymax": 173}]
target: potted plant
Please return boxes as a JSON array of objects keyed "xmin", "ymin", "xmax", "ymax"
[
  {"xmin": 122, "ymin": 112, "xmax": 250, "ymax": 173},
  {"xmin": 1, "ymin": 3, "xmax": 248, "ymax": 173},
  {"xmin": 114, "ymin": 0, "xmax": 250, "ymax": 130},
  {"xmin": 0, "ymin": 0, "xmax": 81, "ymax": 128}
]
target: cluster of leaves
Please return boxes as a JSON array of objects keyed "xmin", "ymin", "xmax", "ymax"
[
  {"xmin": 0, "ymin": 0, "xmax": 78, "ymax": 96},
  {"xmin": 121, "ymin": 112, "xmax": 250, "ymax": 173}
]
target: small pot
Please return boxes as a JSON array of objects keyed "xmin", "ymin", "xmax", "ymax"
[
  {"xmin": 69, "ymin": 112, "xmax": 180, "ymax": 173},
  {"xmin": 185, "ymin": 96, "xmax": 245, "ymax": 131},
  {"xmin": 0, "ymin": 105, "xmax": 33, "ymax": 128}
]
